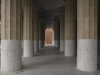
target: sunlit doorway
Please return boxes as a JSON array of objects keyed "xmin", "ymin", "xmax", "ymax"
[{"xmin": 45, "ymin": 28, "xmax": 54, "ymax": 46}]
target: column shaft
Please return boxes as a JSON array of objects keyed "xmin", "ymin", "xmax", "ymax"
[
  {"xmin": 52, "ymin": 27, "xmax": 55, "ymax": 45},
  {"xmin": 54, "ymin": 24, "xmax": 57, "ymax": 47},
  {"xmin": 34, "ymin": 9, "xmax": 39, "ymax": 52},
  {"xmin": 54, "ymin": 21, "xmax": 59, "ymax": 47},
  {"xmin": 42, "ymin": 26, "xmax": 45, "ymax": 47},
  {"xmin": 1, "ymin": 0, "xmax": 22, "ymax": 72},
  {"xmin": 39, "ymin": 20, "xmax": 42, "ymax": 48},
  {"xmin": 77, "ymin": 0, "xmax": 98, "ymax": 71},
  {"xmin": 60, "ymin": 9, "xmax": 65, "ymax": 51},
  {"xmin": 23, "ymin": 0, "xmax": 34, "ymax": 57},
  {"xmin": 65, "ymin": 0, "xmax": 76, "ymax": 56}
]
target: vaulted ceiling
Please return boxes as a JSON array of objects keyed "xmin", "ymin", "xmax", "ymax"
[
  {"xmin": 35, "ymin": 0, "xmax": 64, "ymax": 10},
  {"xmin": 35, "ymin": 0, "xmax": 65, "ymax": 25}
]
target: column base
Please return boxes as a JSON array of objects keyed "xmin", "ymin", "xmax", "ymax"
[
  {"xmin": 65, "ymin": 40, "xmax": 75, "ymax": 57},
  {"xmin": 1, "ymin": 40, "xmax": 21, "ymax": 72},
  {"xmin": 39, "ymin": 40, "xmax": 42, "ymax": 48},
  {"xmin": 21, "ymin": 41, "xmax": 23, "ymax": 56},
  {"xmin": 0, "ymin": 44, "xmax": 1, "ymax": 56},
  {"xmin": 52, "ymin": 40, "xmax": 55, "ymax": 45},
  {"xmin": 77, "ymin": 39, "xmax": 97, "ymax": 71},
  {"xmin": 34, "ymin": 40, "xmax": 39, "ymax": 52},
  {"xmin": 55, "ymin": 40, "xmax": 59, "ymax": 47},
  {"xmin": 23, "ymin": 40, "xmax": 34, "ymax": 57},
  {"xmin": 60, "ymin": 40, "xmax": 65, "ymax": 51},
  {"xmin": 21, "ymin": 41, "xmax": 23, "ymax": 49}
]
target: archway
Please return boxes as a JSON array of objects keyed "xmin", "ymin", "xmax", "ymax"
[{"xmin": 45, "ymin": 28, "xmax": 54, "ymax": 46}]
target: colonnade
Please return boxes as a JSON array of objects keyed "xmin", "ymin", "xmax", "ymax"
[
  {"xmin": 1, "ymin": 0, "xmax": 98, "ymax": 73},
  {"xmin": 60, "ymin": 0, "xmax": 98, "ymax": 72},
  {"xmin": 1, "ymin": 0, "xmax": 22, "ymax": 72}
]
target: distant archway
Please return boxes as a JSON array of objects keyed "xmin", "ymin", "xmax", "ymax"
[{"xmin": 45, "ymin": 28, "xmax": 54, "ymax": 45}]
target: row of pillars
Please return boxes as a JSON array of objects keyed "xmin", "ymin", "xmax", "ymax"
[
  {"xmin": 0, "ymin": 0, "xmax": 98, "ymax": 73},
  {"xmin": 60, "ymin": 0, "xmax": 98, "ymax": 72},
  {"xmin": 1, "ymin": 0, "xmax": 45, "ymax": 72}
]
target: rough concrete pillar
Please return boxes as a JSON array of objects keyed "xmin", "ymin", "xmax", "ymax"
[
  {"xmin": 65, "ymin": 0, "xmax": 76, "ymax": 56},
  {"xmin": 23, "ymin": 0, "xmax": 34, "ymax": 57},
  {"xmin": 60, "ymin": 9, "xmax": 65, "ymax": 51},
  {"xmin": 77, "ymin": 0, "xmax": 98, "ymax": 71},
  {"xmin": 34, "ymin": 8, "xmax": 39, "ymax": 52},
  {"xmin": 1, "ymin": 0, "xmax": 22, "ymax": 72}
]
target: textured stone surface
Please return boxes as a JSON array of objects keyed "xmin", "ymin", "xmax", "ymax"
[
  {"xmin": 1, "ymin": 40, "xmax": 21, "ymax": 72},
  {"xmin": 23, "ymin": 40, "xmax": 34, "ymax": 57},
  {"xmin": 1, "ymin": 0, "xmax": 22, "ymax": 40},
  {"xmin": 55, "ymin": 41, "xmax": 59, "ymax": 47},
  {"xmin": 64, "ymin": 0, "xmax": 76, "ymax": 40},
  {"xmin": 65, "ymin": 40, "xmax": 75, "ymax": 56},
  {"xmin": 41, "ymin": 41, "xmax": 45, "ymax": 47},
  {"xmin": 60, "ymin": 40, "xmax": 65, "ymax": 51},
  {"xmin": 0, "ymin": 47, "xmax": 100, "ymax": 75},
  {"xmin": 77, "ymin": 39, "xmax": 97, "ymax": 71},
  {"xmin": 21, "ymin": 41, "xmax": 23, "ymax": 48},
  {"xmin": 39, "ymin": 41, "xmax": 42, "ymax": 48},
  {"xmin": 34, "ymin": 40, "xmax": 39, "ymax": 52},
  {"xmin": 23, "ymin": 0, "xmax": 34, "ymax": 40},
  {"xmin": 77, "ymin": 0, "xmax": 98, "ymax": 39},
  {"xmin": 0, "ymin": 44, "xmax": 1, "ymax": 55}
]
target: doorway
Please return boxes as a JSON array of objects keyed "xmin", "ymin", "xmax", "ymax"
[{"xmin": 45, "ymin": 28, "xmax": 54, "ymax": 46}]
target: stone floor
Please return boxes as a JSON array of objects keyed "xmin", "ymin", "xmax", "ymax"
[{"xmin": 0, "ymin": 46, "xmax": 100, "ymax": 75}]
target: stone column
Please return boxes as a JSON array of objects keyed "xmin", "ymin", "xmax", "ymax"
[
  {"xmin": 1, "ymin": 0, "xmax": 22, "ymax": 72},
  {"xmin": 56, "ymin": 26, "xmax": 59, "ymax": 47},
  {"xmin": 21, "ymin": 18, "xmax": 23, "ymax": 56},
  {"xmin": 39, "ymin": 20, "xmax": 42, "ymax": 48},
  {"xmin": 41, "ymin": 22, "xmax": 45, "ymax": 47},
  {"xmin": 23, "ymin": 0, "xmax": 34, "ymax": 57},
  {"xmin": 77, "ymin": 0, "xmax": 98, "ymax": 71},
  {"xmin": 42, "ymin": 26, "xmax": 45, "ymax": 47},
  {"xmin": 54, "ymin": 24, "xmax": 57, "ymax": 47},
  {"xmin": 52, "ymin": 28, "xmax": 55, "ymax": 45},
  {"xmin": 57, "ymin": 22, "xmax": 60, "ymax": 47},
  {"xmin": 21, "ymin": 17, "xmax": 23, "ymax": 51},
  {"xmin": 52, "ymin": 26, "xmax": 55, "ymax": 45},
  {"xmin": 65, "ymin": 0, "xmax": 76, "ymax": 56},
  {"xmin": 34, "ymin": 9, "xmax": 39, "ymax": 52},
  {"xmin": 21, "ymin": 0, "xmax": 24, "ymax": 50},
  {"xmin": 60, "ymin": 9, "xmax": 65, "ymax": 51},
  {"xmin": 54, "ymin": 22, "xmax": 59, "ymax": 47}
]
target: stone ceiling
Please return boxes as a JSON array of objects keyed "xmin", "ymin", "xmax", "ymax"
[{"xmin": 35, "ymin": 0, "xmax": 65, "ymax": 25}]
